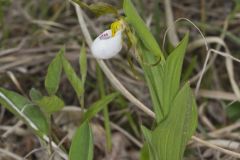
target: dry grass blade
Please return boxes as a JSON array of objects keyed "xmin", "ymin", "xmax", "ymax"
[
  {"xmin": 188, "ymin": 37, "xmax": 225, "ymax": 52},
  {"xmin": 0, "ymin": 39, "xmax": 26, "ymax": 57},
  {"xmin": 164, "ymin": 0, "xmax": 179, "ymax": 46},
  {"xmin": 209, "ymin": 122, "xmax": 240, "ymax": 137},
  {"xmin": 0, "ymin": 148, "xmax": 24, "ymax": 160},
  {"xmin": 197, "ymin": 89, "xmax": 238, "ymax": 101},
  {"xmin": 192, "ymin": 136, "xmax": 240, "ymax": 159},
  {"xmin": 195, "ymin": 47, "xmax": 240, "ymax": 99},
  {"xmin": 208, "ymin": 139, "xmax": 240, "ymax": 150}
]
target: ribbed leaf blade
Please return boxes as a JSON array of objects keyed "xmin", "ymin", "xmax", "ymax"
[
  {"xmin": 160, "ymin": 34, "xmax": 189, "ymax": 116},
  {"xmin": 143, "ymin": 83, "xmax": 198, "ymax": 160}
]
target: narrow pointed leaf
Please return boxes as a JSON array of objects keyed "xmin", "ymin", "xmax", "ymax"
[
  {"xmin": 140, "ymin": 34, "xmax": 189, "ymax": 121},
  {"xmin": 82, "ymin": 93, "xmax": 119, "ymax": 123},
  {"xmin": 45, "ymin": 48, "xmax": 64, "ymax": 95},
  {"xmin": 0, "ymin": 87, "xmax": 49, "ymax": 137},
  {"xmin": 61, "ymin": 55, "xmax": 84, "ymax": 98},
  {"xmin": 123, "ymin": 0, "xmax": 164, "ymax": 59},
  {"xmin": 69, "ymin": 122, "xmax": 93, "ymax": 160},
  {"xmin": 79, "ymin": 43, "xmax": 87, "ymax": 84},
  {"xmin": 160, "ymin": 34, "xmax": 189, "ymax": 116}
]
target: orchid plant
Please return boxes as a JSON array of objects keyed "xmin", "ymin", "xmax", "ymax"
[
  {"xmin": 0, "ymin": 0, "xmax": 198, "ymax": 160},
  {"xmin": 74, "ymin": 0, "xmax": 198, "ymax": 160}
]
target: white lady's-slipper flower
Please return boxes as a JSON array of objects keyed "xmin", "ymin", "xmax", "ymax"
[{"xmin": 91, "ymin": 20, "xmax": 124, "ymax": 59}]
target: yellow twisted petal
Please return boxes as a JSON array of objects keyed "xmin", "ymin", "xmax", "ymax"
[{"xmin": 110, "ymin": 20, "xmax": 123, "ymax": 37}]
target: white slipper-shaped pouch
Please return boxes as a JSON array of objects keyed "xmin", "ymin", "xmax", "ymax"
[{"xmin": 91, "ymin": 29, "xmax": 122, "ymax": 59}]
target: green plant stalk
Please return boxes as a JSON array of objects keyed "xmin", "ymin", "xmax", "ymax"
[
  {"xmin": 96, "ymin": 65, "xmax": 112, "ymax": 151},
  {"xmin": 79, "ymin": 43, "xmax": 87, "ymax": 113}
]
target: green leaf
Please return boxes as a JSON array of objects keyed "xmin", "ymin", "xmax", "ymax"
[
  {"xmin": 29, "ymin": 88, "xmax": 43, "ymax": 102},
  {"xmin": 82, "ymin": 93, "xmax": 119, "ymax": 123},
  {"xmin": 160, "ymin": 34, "xmax": 189, "ymax": 117},
  {"xmin": 139, "ymin": 34, "xmax": 189, "ymax": 122},
  {"xmin": 61, "ymin": 55, "xmax": 84, "ymax": 98},
  {"xmin": 69, "ymin": 122, "xmax": 93, "ymax": 160},
  {"xmin": 79, "ymin": 43, "xmax": 87, "ymax": 84},
  {"xmin": 0, "ymin": 87, "xmax": 49, "ymax": 137},
  {"xmin": 73, "ymin": 0, "xmax": 118, "ymax": 16},
  {"xmin": 45, "ymin": 48, "xmax": 64, "ymax": 95},
  {"xmin": 143, "ymin": 83, "xmax": 198, "ymax": 160},
  {"xmin": 36, "ymin": 95, "xmax": 64, "ymax": 114},
  {"xmin": 123, "ymin": 0, "xmax": 164, "ymax": 60}
]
